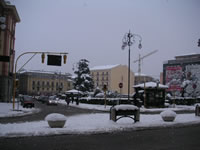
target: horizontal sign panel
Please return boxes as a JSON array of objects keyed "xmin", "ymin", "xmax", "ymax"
[
  {"xmin": 0, "ymin": 56, "xmax": 10, "ymax": 62},
  {"xmin": 47, "ymin": 55, "xmax": 62, "ymax": 66}
]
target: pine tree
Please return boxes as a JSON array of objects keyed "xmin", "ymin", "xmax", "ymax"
[{"xmin": 73, "ymin": 59, "xmax": 94, "ymax": 92}]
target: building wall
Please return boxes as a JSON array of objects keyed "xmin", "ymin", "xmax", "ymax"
[
  {"xmin": 163, "ymin": 54, "xmax": 200, "ymax": 97},
  {"xmin": 91, "ymin": 65, "xmax": 135, "ymax": 95},
  {"xmin": 0, "ymin": 0, "xmax": 20, "ymax": 102},
  {"xmin": 18, "ymin": 72, "xmax": 72, "ymax": 96},
  {"xmin": 110, "ymin": 65, "xmax": 134, "ymax": 94}
]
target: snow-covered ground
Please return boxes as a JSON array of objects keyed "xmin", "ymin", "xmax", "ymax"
[
  {"xmin": 0, "ymin": 102, "xmax": 200, "ymax": 138},
  {"xmin": 59, "ymin": 100, "xmax": 195, "ymax": 113},
  {"xmin": 0, "ymin": 102, "xmax": 40, "ymax": 118}
]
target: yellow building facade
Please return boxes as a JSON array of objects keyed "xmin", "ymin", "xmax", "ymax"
[
  {"xmin": 18, "ymin": 71, "xmax": 72, "ymax": 96},
  {"xmin": 90, "ymin": 64, "xmax": 135, "ymax": 95}
]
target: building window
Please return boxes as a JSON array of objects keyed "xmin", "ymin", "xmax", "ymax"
[
  {"xmin": 51, "ymin": 82, "xmax": 54, "ymax": 87},
  {"xmin": 37, "ymin": 81, "xmax": 40, "ymax": 88},
  {"xmin": 47, "ymin": 81, "xmax": 49, "ymax": 87},
  {"xmin": 42, "ymin": 81, "xmax": 45, "ymax": 87}
]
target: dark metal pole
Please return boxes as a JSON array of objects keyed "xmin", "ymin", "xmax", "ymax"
[
  {"xmin": 128, "ymin": 44, "xmax": 130, "ymax": 102},
  {"xmin": 122, "ymin": 30, "xmax": 142, "ymax": 103},
  {"xmin": 127, "ymin": 30, "xmax": 131, "ymax": 102}
]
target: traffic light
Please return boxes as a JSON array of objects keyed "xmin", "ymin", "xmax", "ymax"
[
  {"xmin": 198, "ymin": 39, "xmax": 200, "ymax": 47},
  {"xmin": 47, "ymin": 55, "xmax": 62, "ymax": 66},
  {"xmin": 41, "ymin": 53, "xmax": 45, "ymax": 63},
  {"xmin": 63, "ymin": 55, "xmax": 67, "ymax": 64}
]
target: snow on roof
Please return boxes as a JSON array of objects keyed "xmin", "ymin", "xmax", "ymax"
[
  {"xmin": 114, "ymin": 104, "xmax": 139, "ymax": 111},
  {"xmin": 133, "ymin": 82, "xmax": 168, "ymax": 89},
  {"xmin": 134, "ymin": 73, "xmax": 147, "ymax": 76},
  {"xmin": 175, "ymin": 53, "xmax": 199, "ymax": 57},
  {"xmin": 90, "ymin": 64, "xmax": 120, "ymax": 71},
  {"xmin": 65, "ymin": 89, "xmax": 82, "ymax": 94}
]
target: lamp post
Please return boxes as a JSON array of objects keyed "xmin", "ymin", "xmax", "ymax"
[{"xmin": 122, "ymin": 30, "xmax": 142, "ymax": 102}]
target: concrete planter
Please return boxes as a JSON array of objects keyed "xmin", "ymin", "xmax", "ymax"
[
  {"xmin": 160, "ymin": 110, "xmax": 176, "ymax": 122},
  {"xmin": 45, "ymin": 113, "xmax": 67, "ymax": 128},
  {"xmin": 47, "ymin": 120, "xmax": 66, "ymax": 128},
  {"xmin": 161, "ymin": 116, "xmax": 176, "ymax": 122}
]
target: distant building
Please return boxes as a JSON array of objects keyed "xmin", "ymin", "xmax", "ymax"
[
  {"xmin": 163, "ymin": 53, "xmax": 200, "ymax": 97},
  {"xmin": 90, "ymin": 64, "xmax": 135, "ymax": 95},
  {"xmin": 134, "ymin": 73, "xmax": 155, "ymax": 85},
  {"xmin": 0, "ymin": 0, "xmax": 20, "ymax": 102},
  {"xmin": 17, "ymin": 71, "xmax": 73, "ymax": 96}
]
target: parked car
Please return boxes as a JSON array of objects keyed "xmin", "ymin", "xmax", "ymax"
[
  {"xmin": 38, "ymin": 96, "xmax": 49, "ymax": 104},
  {"xmin": 21, "ymin": 95, "xmax": 34, "ymax": 108},
  {"xmin": 46, "ymin": 96, "xmax": 59, "ymax": 105}
]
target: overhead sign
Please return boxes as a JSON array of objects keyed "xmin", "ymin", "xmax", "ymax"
[
  {"xmin": 47, "ymin": 55, "xmax": 62, "ymax": 66},
  {"xmin": 0, "ymin": 56, "xmax": 10, "ymax": 62}
]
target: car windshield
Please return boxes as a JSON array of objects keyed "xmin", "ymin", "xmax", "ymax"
[{"xmin": 49, "ymin": 96, "xmax": 56, "ymax": 100}]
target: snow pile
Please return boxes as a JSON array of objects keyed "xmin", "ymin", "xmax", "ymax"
[
  {"xmin": 160, "ymin": 110, "xmax": 176, "ymax": 118},
  {"xmin": 114, "ymin": 105, "xmax": 139, "ymax": 111},
  {"xmin": 45, "ymin": 113, "xmax": 67, "ymax": 121}
]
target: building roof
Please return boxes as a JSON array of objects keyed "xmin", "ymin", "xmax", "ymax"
[
  {"xmin": 1, "ymin": 0, "xmax": 20, "ymax": 22},
  {"xmin": 90, "ymin": 64, "xmax": 120, "ymax": 71},
  {"xmin": 133, "ymin": 82, "xmax": 168, "ymax": 89},
  {"xmin": 134, "ymin": 73, "xmax": 147, "ymax": 77}
]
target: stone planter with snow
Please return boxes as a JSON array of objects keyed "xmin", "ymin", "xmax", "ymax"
[
  {"xmin": 160, "ymin": 110, "xmax": 176, "ymax": 122},
  {"xmin": 45, "ymin": 113, "xmax": 67, "ymax": 128}
]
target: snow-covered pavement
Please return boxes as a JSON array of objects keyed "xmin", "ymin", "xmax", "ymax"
[
  {"xmin": 0, "ymin": 102, "xmax": 40, "ymax": 118},
  {"xmin": 0, "ymin": 102, "xmax": 200, "ymax": 138}
]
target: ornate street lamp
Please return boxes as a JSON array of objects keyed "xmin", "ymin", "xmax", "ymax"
[{"xmin": 122, "ymin": 30, "xmax": 142, "ymax": 102}]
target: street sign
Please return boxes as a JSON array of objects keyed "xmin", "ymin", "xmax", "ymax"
[
  {"xmin": 47, "ymin": 55, "xmax": 62, "ymax": 66},
  {"xmin": 119, "ymin": 82, "xmax": 123, "ymax": 88},
  {"xmin": 0, "ymin": 55, "xmax": 10, "ymax": 62}
]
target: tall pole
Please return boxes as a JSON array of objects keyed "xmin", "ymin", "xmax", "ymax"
[
  {"xmin": 128, "ymin": 40, "xmax": 131, "ymax": 101},
  {"xmin": 122, "ymin": 29, "xmax": 142, "ymax": 103}
]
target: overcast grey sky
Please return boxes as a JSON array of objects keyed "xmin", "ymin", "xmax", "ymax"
[{"xmin": 10, "ymin": 0, "xmax": 200, "ymax": 78}]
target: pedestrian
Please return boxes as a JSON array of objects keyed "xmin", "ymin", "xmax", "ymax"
[
  {"xmin": 65, "ymin": 94, "xmax": 70, "ymax": 106},
  {"xmin": 76, "ymin": 96, "xmax": 79, "ymax": 105},
  {"xmin": 71, "ymin": 93, "xmax": 74, "ymax": 104}
]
